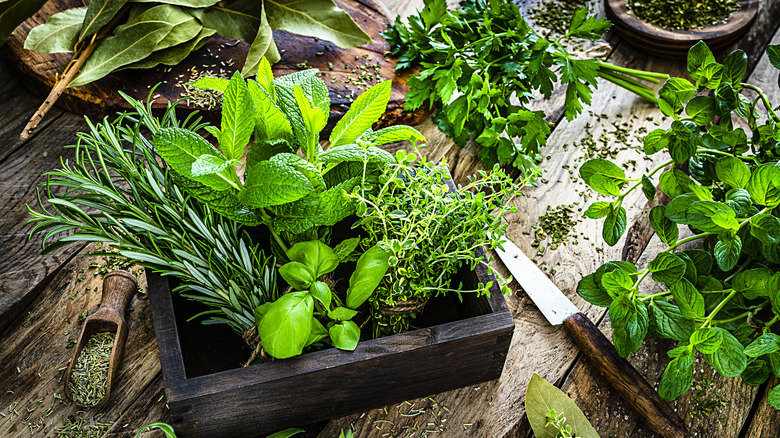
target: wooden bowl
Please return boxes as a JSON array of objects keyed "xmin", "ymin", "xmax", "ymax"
[{"xmin": 605, "ymin": 0, "xmax": 759, "ymax": 58}]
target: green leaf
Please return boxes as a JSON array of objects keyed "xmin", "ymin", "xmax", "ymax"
[
  {"xmin": 722, "ymin": 49, "xmax": 747, "ymax": 89},
  {"xmin": 242, "ymin": 3, "xmax": 281, "ymax": 77},
  {"xmin": 328, "ymin": 306, "xmax": 358, "ymax": 321},
  {"xmin": 0, "ymin": 0, "xmax": 50, "ymax": 46},
  {"xmin": 133, "ymin": 0, "xmax": 221, "ymax": 6},
  {"xmin": 602, "ymin": 204, "xmax": 626, "ymax": 246},
  {"xmin": 641, "ymin": 175, "xmax": 656, "ymax": 201},
  {"xmin": 746, "ymin": 163, "xmax": 780, "ymax": 207},
  {"xmin": 240, "ymin": 155, "xmax": 315, "ymax": 208},
  {"xmin": 690, "ymin": 327, "xmax": 723, "ymax": 354},
  {"xmin": 687, "ymin": 41, "xmax": 716, "ymax": 81},
  {"xmin": 305, "ymin": 317, "xmax": 328, "ymax": 346},
  {"xmin": 579, "ymin": 158, "xmax": 626, "ymax": 186},
  {"xmin": 191, "ymin": 76, "xmax": 229, "ymax": 92},
  {"xmin": 601, "ymin": 269, "xmax": 633, "ymax": 297},
  {"xmin": 270, "ymin": 177, "xmax": 360, "ymax": 233},
  {"xmin": 744, "ymin": 333, "xmax": 780, "ymax": 357},
  {"xmin": 725, "ymin": 188, "xmax": 752, "ymax": 217},
  {"xmin": 287, "ymin": 240, "xmax": 339, "ymax": 277},
  {"xmin": 650, "ymin": 205, "xmax": 678, "ymax": 245},
  {"xmin": 609, "ymin": 295, "xmax": 648, "ymax": 357},
  {"xmin": 220, "ymin": 72, "xmax": 255, "ymax": 160},
  {"xmin": 577, "ymin": 271, "xmax": 613, "ymax": 307},
  {"xmin": 190, "ymin": 154, "xmax": 237, "ymax": 177},
  {"xmin": 670, "ymin": 279, "xmax": 705, "ymax": 319},
  {"xmin": 294, "ymin": 84, "xmax": 328, "ymax": 157},
  {"xmin": 685, "ymin": 96, "xmax": 717, "ymax": 125},
  {"xmin": 525, "ymin": 373, "xmax": 599, "ymax": 438},
  {"xmin": 750, "ymin": 214, "xmax": 780, "ymax": 245},
  {"xmin": 686, "ymin": 201, "xmax": 738, "ymax": 233},
  {"xmin": 25, "ymin": 7, "xmax": 86, "ymax": 54},
  {"xmin": 715, "ymin": 156, "xmax": 750, "ymax": 189},
  {"xmin": 247, "ymin": 79, "xmax": 293, "ymax": 144},
  {"xmin": 320, "ymin": 144, "xmax": 394, "ymax": 169},
  {"xmin": 192, "ymin": 2, "xmax": 259, "ymax": 42},
  {"xmin": 648, "ymin": 300, "xmax": 693, "ymax": 341},
  {"xmin": 703, "ymin": 329, "xmax": 748, "ymax": 377},
  {"xmin": 265, "ymin": 0, "xmax": 372, "ymax": 48},
  {"xmin": 566, "ymin": 7, "xmax": 611, "ymax": 39},
  {"xmin": 330, "ymin": 80, "xmax": 392, "ymax": 147},
  {"xmin": 346, "ymin": 244, "xmax": 390, "ymax": 308},
  {"xmin": 279, "ymin": 261, "xmax": 315, "ymax": 290},
  {"xmin": 732, "ymin": 268, "xmax": 773, "ymax": 299},
  {"xmin": 309, "ymin": 281, "xmax": 332, "ymax": 309},
  {"xmin": 658, "ymin": 78, "xmax": 696, "ymax": 116},
  {"xmin": 659, "ymin": 169, "xmax": 693, "ymax": 199},
  {"xmin": 258, "ymin": 291, "xmax": 314, "ymax": 359},
  {"xmin": 71, "ymin": 8, "xmax": 175, "ymax": 86},
  {"xmin": 79, "ymin": 0, "xmax": 127, "ymax": 42},
  {"xmin": 696, "ymin": 63, "xmax": 724, "ymax": 89},
  {"xmin": 583, "ymin": 201, "xmax": 611, "ymax": 219},
  {"xmin": 649, "ymin": 253, "xmax": 686, "ymax": 286},
  {"xmin": 357, "ymin": 125, "xmax": 426, "ymax": 145},
  {"xmin": 329, "ymin": 320, "xmax": 360, "ymax": 350},
  {"xmin": 124, "ymin": 27, "xmax": 215, "ymax": 70},
  {"xmin": 767, "ymin": 45, "xmax": 780, "ymax": 70},
  {"xmin": 265, "ymin": 428, "xmax": 306, "ymax": 438},
  {"xmin": 769, "ymin": 385, "xmax": 780, "ymax": 410},
  {"xmin": 643, "ymin": 128, "xmax": 670, "ymax": 155},
  {"xmin": 135, "ymin": 422, "xmax": 178, "ymax": 438},
  {"xmin": 126, "ymin": 4, "xmax": 202, "ymax": 52},
  {"xmin": 658, "ymin": 347, "xmax": 694, "ymax": 400},
  {"xmin": 665, "ymin": 192, "xmax": 699, "ymax": 223},
  {"xmin": 714, "ymin": 233, "xmax": 742, "ymax": 271},
  {"xmin": 153, "ymin": 127, "xmax": 236, "ymax": 191}
]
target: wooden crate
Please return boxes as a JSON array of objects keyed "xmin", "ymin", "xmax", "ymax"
[{"xmin": 148, "ymin": 250, "xmax": 514, "ymax": 437}]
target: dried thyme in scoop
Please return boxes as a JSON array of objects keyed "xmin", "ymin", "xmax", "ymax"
[
  {"xmin": 68, "ymin": 332, "xmax": 114, "ymax": 407},
  {"xmin": 627, "ymin": 0, "xmax": 739, "ymax": 30}
]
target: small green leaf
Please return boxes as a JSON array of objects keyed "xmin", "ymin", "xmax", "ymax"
[
  {"xmin": 715, "ymin": 156, "xmax": 750, "ymax": 189},
  {"xmin": 722, "ymin": 49, "xmax": 747, "ymax": 89},
  {"xmin": 258, "ymin": 292, "xmax": 314, "ymax": 359},
  {"xmin": 279, "ymin": 261, "xmax": 315, "ymax": 290},
  {"xmin": 658, "ymin": 348, "xmax": 694, "ymax": 400},
  {"xmin": 644, "ymin": 128, "xmax": 670, "ymax": 155},
  {"xmin": 690, "ymin": 327, "xmax": 723, "ymax": 354},
  {"xmin": 609, "ymin": 295, "xmax": 648, "ymax": 357},
  {"xmin": 358, "ymin": 125, "xmax": 426, "ymax": 145},
  {"xmin": 329, "ymin": 320, "xmax": 361, "ymax": 350},
  {"xmin": 287, "ymin": 240, "xmax": 339, "ymax": 277},
  {"xmin": 346, "ymin": 245, "xmax": 391, "ymax": 309},
  {"xmin": 648, "ymin": 300, "xmax": 693, "ymax": 341},
  {"xmin": 648, "ymin": 253, "xmax": 686, "ymax": 286},
  {"xmin": 703, "ymin": 329, "xmax": 748, "ymax": 377},
  {"xmin": 714, "ymin": 233, "xmax": 742, "ymax": 271},
  {"xmin": 751, "ymin": 214, "xmax": 780, "ymax": 245},
  {"xmin": 220, "ymin": 72, "xmax": 255, "ymax": 160},
  {"xmin": 579, "ymin": 159, "xmax": 626, "ymax": 186},
  {"xmin": 732, "ymin": 268, "xmax": 773, "ymax": 299},
  {"xmin": 153, "ymin": 127, "xmax": 235, "ymax": 191},
  {"xmin": 583, "ymin": 201, "xmax": 611, "ymax": 219},
  {"xmin": 309, "ymin": 281, "xmax": 332, "ymax": 309},
  {"xmin": 650, "ymin": 205, "xmax": 678, "ymax": 245},
  {"xmin": 333, "ymin": 237, "xmax": 360, "ymax": 262},
  {"xmin": 641, "ymin": 175, "xmax": 656, "ymax": 201},
  {"xmin": 601, "ymin": 269, "xmax": 633, "ymax": 297},
  {"xmin": 240, "ymin": 156, "xmax": 315, "ymax": 208},
  {"xmin": 686, "ymin": 201, "xmax": 738, "ymax": 232},
  {"xmin": 744, "ymin": 333, "xmax": 780, "ymax": 357},
  {"xmin": 659, "ymin": 169, "xmax": 693, "ymax": 199},
  {"xmin": 769, "ymin": 385, "xmax": 780, "ymax": 410},
  {"xmin": 746, "ymin": 163, "xmax": 780, "ymax": 207},
  {"xmin": 670, "ymin": 279, "xmax": 705, "ymax": 319},
  {"xmin": 685, "ymin": 96, "xmax": 717, "ymax": 125},
  {"xmin": 602, "ymin": 204, "xmax": 626, "ymax": 246},
  {"xmin": 328, "ymin": 306, "xmax": 358, "ymax": 321},
  {"xmin": 265, "ymin": 428, "xmax": 306, "ymax": 438},
  {"xmin": 330, "ymin": 81, "xmax": 392, "ymax": 147},
  {"xmin": 687, "ymin": 41, "xmax": 716, "ymax": 81}
]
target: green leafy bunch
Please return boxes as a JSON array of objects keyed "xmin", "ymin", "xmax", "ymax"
[
  {"xmin": 353, "ymin": 149, "xmax": 531, "ymax": 335},
  {"xmin": 155, "ymin": 59, "xmax": 425, "ymax": 252},
  {"xmin": 15, "ymin": 0, "xmax": 372, "ymax": 82},
  {"xmin": 578, "ymin": 42, "xmax": 780, "ymax": 408},
  {"xmin": 384, "ymin": 0, "xmax": 668, "ymax": 174},
  {"xmin": 27, "ymin": 95, "xmax": 278, "ymax": 335},
  {"xmin": 255, "ymin": 239, "xmax": 390, "ymax": 359}
]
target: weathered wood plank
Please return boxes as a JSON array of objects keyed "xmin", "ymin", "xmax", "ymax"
[{"xmin": 0, "ymin": 244, "xmax": 162, "ymax": 437}]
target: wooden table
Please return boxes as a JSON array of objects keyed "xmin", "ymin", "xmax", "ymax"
[{"xmin": 1, "ymin": 0, "xmax": 780, "ymax": 436}]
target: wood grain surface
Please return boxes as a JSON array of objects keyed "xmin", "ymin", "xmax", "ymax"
[{"xmin": 0, "ymin": 0, "xmax": 427, "ymax": 129}]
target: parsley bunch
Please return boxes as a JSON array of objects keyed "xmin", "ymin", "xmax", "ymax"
[
  {"xmin": 579, "ymin": 42, "xmax": 780, "ymax": 409},
  {"xmin": 385, "ymin": 0, "xmax": 668, "ymax": 174}
]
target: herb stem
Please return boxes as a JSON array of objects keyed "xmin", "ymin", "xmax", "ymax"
[
  {"xmin": 741, "ymin": 83, "xmax": 780, "ymax": 123},
  {"xmin": 596, "ymin": 61, "xmax": 670, "ymax": 82},
  {"xmin": 697, "ymin": 148, "xmax": 755, "ymax": 161},
  {"xmin": 638, "ymin": 290, "xmax": 672, "ymax": 302},
  {"xmin": 703, "ymin": 289, "xmax": 737, "ymax": 327},
  {"xmin": 666, "ymin": 232, "xmax": 714, "ymax": 252}
]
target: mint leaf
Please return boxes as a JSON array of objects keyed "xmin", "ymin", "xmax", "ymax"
[
  {"xmin": 219, "ymin": 71, "xmax": 255, "ymax": 161},
  {"xmin": 671, "ymin": 279, "xmax": 705, "ymax": 319},
  {"xmin": 641, "ymin": 175, "xmax": 656, "ymax": 201},
  {"xmin": 687, "ymin": 41, "xmax": 716, "ymax": 81},
  {"xmin": 649, "ymin": 205, "xmax": 678, "ymax": 245},
  {"xmin": 659, "ymin": 169, "xmax": 693, "ymax": 198},
  {"xmin": 732, "ymin": 268, "xmax": 773, "ymax": 299},
  {"xmin": 744, "ymin": 333, "xmax": 780, "ymax": 357},
  {"xmin": 319, "ymin": 144, "xmax": 395, "ymax": 168},
  {"xmin": 603, "ymin": 204, "xmax": 626, "ymax": 246},
  {"xmin": 583, "ymin": 201, "xmax": 611, "ymax": 219},
  {"xmin": 330, "ymin": 81, "xmax": 392, "ymax": 147},
  {"xmin": 577, "ymin": 272, "xmax": 613, "ymax": 307},
  {"xmin": 703, "ymin": 330, "xmax": 748, "ymax": 377},
  {"xmin": 601, "ymin": 269, "xmax": 633, "ymax": 297},
  {"xmin": 648, "ymin": 252, "xmax": 686, "ymax": 286},
  {"xmin": 750, "ymin": 214, "xmax": 780, "ymax": 245},
  {"xmin": 746, "ymin": 163, "xmax": 780, "ymax": 207},
  {"xmin": 293, "ymin": 84, "xmax": 328, "ymax": 158},
  {"xmin": 239, "ymin": 156, "xmax": 315, "ymax": 208},
  {"xmin": 358, "ymin": 125, "xmax": 426, "ymax": 145},
  {"xmin": 686, "ymin": 200, "xmax": 738, "ymax": 233},
  {"xmin": 247, "ymin": 79, "xmax": 293, "ymax": 144},
  {"xmin": 769, "ymin": 385, "xmax": 780, "ymax": 410},
  {"xmin": 644, "ymin": 128, "xmax": 670, "ymax": 155},
  {"xmin": 580, "ymin": 158, "xmax": 625, "ymax": 189},
  {"xmin": 153, "ymin": 127, "xmax": 235, "ymax": 191},
  {"xmin": 691, "ymin": 327, "xmax": 723, "ymax": 354},
  {"xmin": 648, "ymin": 300, "xmax": 693, "ymax": 341},
  {"xmin": 722, "ymin": 49, "xmax": 747, "ymax": 90},
  {"xmin": 191, "ymin": 154, "xmax": 237, "ymax": 178},
  {"xmin": 659, "ymin": 347, "xmax": 694, "ymax": 400},
  {"xmin": 715, "ymin": 156, "xmax": 750, "ymax": 189},
  {"xmin": 665, "ymin": 192, "xmax": 699, "ymax": 223},
  {"xmin": 714, "ymin": 233, "xmax": 742, "ymax": 271},
  {"xmin": 191, "ymin": 76, "xmax": 228, "ymax": 92},
  {"xmin": 685, "ymin": 96, "xmax": 717, "ymax": 125},
  {"xmin": 609, "ymin": 295, "xmax": 648, "ymax": 357}
]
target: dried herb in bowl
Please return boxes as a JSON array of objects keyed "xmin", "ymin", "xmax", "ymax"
[{"xmin": 627, "ymin": 0, "xmax": 740, "ymax": 30}]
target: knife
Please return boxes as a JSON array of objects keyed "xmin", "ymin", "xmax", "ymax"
[{"xmin": 494, "ymin": 236, "xmax": 687, "ymax": 438}]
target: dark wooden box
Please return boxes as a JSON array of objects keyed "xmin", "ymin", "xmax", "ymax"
[{"xmin": 148, "ymin": 251, "xmax": 515, "ymax": 437}]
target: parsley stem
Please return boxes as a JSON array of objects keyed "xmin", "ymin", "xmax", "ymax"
[
  {"xmin": 597, "ymin": 71, "xmax": 658, "ymax": 103},
  {"xmin": 596, "ymin": 61, "xmax": 670, "ymax": 82},
  {"xmin": 741, "ymin": 83, "xmax": 780, "ymax": 123}
]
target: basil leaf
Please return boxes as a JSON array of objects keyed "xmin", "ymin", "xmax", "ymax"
[
  {"xmin": 648, "ymin": 252, "xmax": 686, "ymax": 286},
  {"xmin": 329, "ymin": 320, "xmax": 361, "ymax": 350},
  {"xmin": 309, "ymin": 281, "xmax": 332, "ymax": 309},
  {"xmin": 287, "ymin": 240, "xmax": 339, "ymax": 277},
  {"xmin": 328, "ymin": 306, "xmax": 358, "ymax": 321},
  {"xmin": 258, "ymin": 291, "xmax": 314, "ymax": 359},
  {"xmin": 650, "ymin": 205, "xmax": 678, "ymax": 245},
  {"xmin": 279, "ymin": 261, "xmax": 315, "ymax": 290},
  {"xmin": 346, "ymin": 245, "xmax": 391, "ymax": 309}
]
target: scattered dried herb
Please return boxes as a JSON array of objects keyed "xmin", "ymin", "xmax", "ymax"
[
  {"xmin": 529, "ymin": 0, "xmax": 592, "ymax": 36},
  {"xmin": 68, "ymin": 332, "xmax": 114, "ymax": 407},
  {"xmin": 627, "ymin": 0, "xmax": 739, "ymax": 30},
  {"xmin": 532, "ymin": 204, "xmax": 581, "ymax": 251},
  {"xmin": 54, "ymin": 414, "xmax": 113, "ymax": 437}
]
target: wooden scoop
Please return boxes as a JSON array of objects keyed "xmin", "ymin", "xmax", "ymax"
[{"xmin": 64, "ymin": 270, "xmax": 137, "ymax": 408}]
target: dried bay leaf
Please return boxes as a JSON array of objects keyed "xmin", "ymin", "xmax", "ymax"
[
  {"xmin": 116, "ymin": 4, "xmax": 201, "ymax": 52},
  {"xmin": 189, "ymin": 0, "xmax": 260, "ymax": 43},
  {"xmin": 265, "ymin": 0, "xmax": 371, "ymax": 48},
  {"xmin": 0, "ymin": 0, "xmax": 50, "ymax": 45},
  {"xmin": 242, "ymin": 2, "xmax": 280, "ymax": 77},
  {"xmin": 25, "ymin": 7, "xmax": 86, "ymax": 54},
  {"xmin": 124, "ymin": 26, "xmax": 215, "ymax": 70},
  {"xmin": 525, "ymin": 373, "xmax": 599, "ymax": 438},
  {"xmin": 79, "ymin": 0, "xmax": 128, "ymax": 41},
  {"xmin": 71, "ymin": 20, "xmax": 170, "ymax": 86},
  {"xmin": 130, "ymin": 0, "xmax": 221, "ymax": 8}
]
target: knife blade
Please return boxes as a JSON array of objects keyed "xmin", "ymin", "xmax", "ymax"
[{"xmin": 495, "ymin": 236, "xmax": 687, "ymax": 438}]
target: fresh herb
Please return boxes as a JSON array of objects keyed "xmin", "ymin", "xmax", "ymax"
[
  {"xmin": 529, "ymin": 0, "xmax": 593, "ymax": 37},
  {"xmin": 384, "ymin": 0, "xmax": 668, "ymax": 175},
  {"xmin": 15, "ymin": 0, "xmax": 373, "ymax": 138},
  {"xmin": 627, "ymin": 0, "xmax": 739, "ymax": 30},
  {"xmin": 353, "ymin": 150, "xmax": 530, "ymax": 335},
  {"xmin": 68, "ymin": 332, "xmax": 113, "ymax": 407},
  {"xmin": 254, "ymin": 239, "xmax": 389, "ymax": 359},
  {"xmin": 578, "ymin": 42, "xmax": 780, "ymax": 409},
  {"xmin": 525, "ymin": 373, "xmax": 599, "ymax": 438}
]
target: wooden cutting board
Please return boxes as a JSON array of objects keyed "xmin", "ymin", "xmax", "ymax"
[{"xmin": 0, "ymin": 0, "xmax": 426, "ymax": 129}]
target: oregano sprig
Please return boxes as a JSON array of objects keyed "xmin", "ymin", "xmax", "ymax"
[{"xmin": 578, "ymin": 41, "xmax": 780, "ymax": 409}]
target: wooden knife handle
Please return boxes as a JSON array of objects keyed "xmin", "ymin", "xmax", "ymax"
[{"xmin": 563, "ymin": 312, "xmax": 687, "ymax": 438}]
